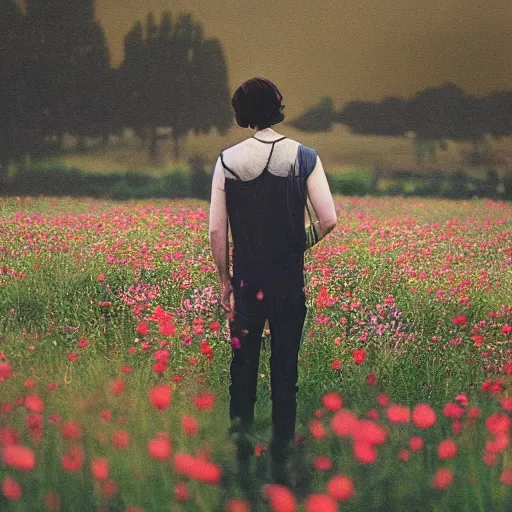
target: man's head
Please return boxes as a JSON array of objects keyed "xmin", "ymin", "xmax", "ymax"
[{"xmin": 232, "ymin": 77, "xmax": 286, "ymax": 129}]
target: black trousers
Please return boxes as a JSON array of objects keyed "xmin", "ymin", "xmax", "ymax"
[{"xmin": 228, "ymin": 275, "xmax": 307, "ymax": 456}]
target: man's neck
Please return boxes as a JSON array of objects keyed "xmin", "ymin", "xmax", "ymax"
[{"xmin": 252, "ymin": 126, "xmax": 283, "ymax": 141}]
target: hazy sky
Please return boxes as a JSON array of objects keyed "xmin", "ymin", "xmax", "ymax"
[{"xmin": 37, "ymin": 1, "xmax": 512, "ymax": 117}]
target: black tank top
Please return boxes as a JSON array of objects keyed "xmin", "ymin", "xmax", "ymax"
[{"xmin": 221, "ymin": 135, "xmax": 307, "ymax": 295}]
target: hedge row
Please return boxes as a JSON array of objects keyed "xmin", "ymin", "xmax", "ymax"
[{"xmin": 1, "ymin": 165, "xmax": 511, "ymax": 201}]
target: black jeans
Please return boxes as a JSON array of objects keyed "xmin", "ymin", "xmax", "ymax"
[{"xmin": 228, "ymin": 276, "xmax": 307, "ymax": 456}]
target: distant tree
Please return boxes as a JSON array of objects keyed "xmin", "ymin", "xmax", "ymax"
[
  {"xmin": 487, "ymin": 91, "xmax": 512, "ymax": 138},
  {"xmin": 335, "ymin": 82, "xmax": 512, "ymax": 167},
  {"xmin": 337, "ymin": 96, "xmax": 408, "ymax": 136},
  {"xmin": 189, "ymin": 38, "xmax": 232, "ymax": 138},
  {"xmin": 120, "ymin": 11, "xmax": 232, "ymax": 162},
  {"xmin": 24, "ymin": 0, "xmax": 111, "ymax": 153},
  {"xmin": 65, "ymin": 21, "xmax": 111, "ymax": 150},
  {"xmin": 0, "ymin": 0, "xmax": 27, "ymax": 183},
  {"xmin": 289, "ymin": 96, "xmax": 336, "ymax": 132}
]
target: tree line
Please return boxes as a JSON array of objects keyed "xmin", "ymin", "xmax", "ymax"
[
  {"xmin": 0, "ymin": 0, "xmax": 232, "ymax": 183},
  {"xmin": 292, "ymin": 83, "xmax": 512, "ymax": 142}
]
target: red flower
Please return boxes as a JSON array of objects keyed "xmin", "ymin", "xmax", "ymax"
[
  {"xmin": 326, "ymin": 474, "xmax": 355, "ymax": 501},
  {"xmin": 432, "ymin": 468, "xmax": 454, "ymax": 490},
  {"xmin": 136, "ymin": 322, "xmax": 149, "ymax": 335},
  {"xmin": 443, "ymin": 402, "xmax": 464, "ymax": 419},
  {"xmin": 181, "ymin": 415, "xmax": 199, "ymax": 436},
  {"xmin": 305, "ymin": 493, "xmax": 338, "ymax": 512},
  {"xmin": 500, "ymin": 398, "xmax": 512, "ymax": 411},
  {"xmin": 500, "ymin": 468, "xmax": 512, "ymax": 485},
  {"xmin": 78, "ymin": 338, "xmax": 90, "ymax": 348},
  {"xmin": 376, "ymin": 393, "xmax": 389, "ymax": 406},
  {"xmin": 112, "ymin": 430, "xmax": 130, "ymax": 449},
  {"xmin": 24, "ymin": 394, "xmax": 44, "ymax": 412},
  {"xmin": 193, "ymin": 392, "xmax": 215, "ymax": 410},
  {"xmin": 91, "ymin": 458, "xmax": 109, "ymax": 480},
  {"xmin": 101, "ymin": 410, "xmax": 112, "ymax": 422},
  {"xmin": 173, "ymin": 453, "xmax": 222, "ymax": 484},
  {"xmin": 174, "ymin": 481, "xmax": 189, "ymax": 501},
  {"xmin": 367, "ymin": 409, "xmax": 379, "ymax": 420},
  {"xmin": 309, "ymin": 420, "xmax": 327, "ymax": 439},
  {"xmin": 481, "ymin": 380, "xmax": 492, "ymax": 392},
  {"xmin": 486, "ymin": 412, "xmax": 511, "ymax": 436},
  {"xmin": 331, "ymin": 360, "xmax": 341, "ymax": 370},
  {"xmin": 471, "ymin": 335, "xmax": 483, "ymax": 346},
  {"xmin": 483, "ymin": 451, "xmax": 497, "ymax": 466},
  {"xmin": 148, "ymin": 434, "xmax": 172, "ymax": 460},
  {"xmin": 263, "ymin": 483, "xmax": 296, "ymax": 512},
  {"xmin": 366, "ymin": 373, "xmax": 377, "ymax": 385},
  {"xmin": 452, "ymin": 420, "xmax": 463, "ymax": 435},
  {"xmin": 110, "ymin": 379, "xmax": 125, "ymax": 395},
  {"xmin": 486, "ymin": 433, "xmax": 509, "ymax": 454},
  {"xmin": 322, "ymin": 392, "xmax": 343, "ymax": 412},
  {"xmin": 412, "ymin": 404, "xmax": 437, "ymax": 429},
  {"xmin": 353, "ymin": 441, "xmax": 377, "ymax": 464},
  {"xmin": 353, "ymin": 349, "xmax": 366, "ymax": 365},
  {"xmin": 149, "ymin": 384, "xmax": 172, "ymax": 410},
  {"xmin": 398, "ymin": 449, "xmax": 410, "ymax": 462},
  {"xmin": 352, "ymin": 420, "xmax": 387, "ymax": 445},
  {"xmin": 60, "ymin": 421, "xmax": 82, "ymax": 440},
  {"xmin": 61, "ymin": 444, "xmax": 84, "ymax": 471},
  {"xmin": 209, "ymin": 321, "xmax": 220, "ymax": 333},
  {"xmin": 452, "ymin": 315, "xmax": 467, "ymax": 326},
  {"xmin": 437, "ymin": 438, "xmax": 457, "ymax": 460},
  {"xmin": 226, "ymin": 498, "xmax": 251, "ymax": 512},
  {"xmin": 314, "ymin": 456, "xmax": 332, "ymax": 471},
  {"xmin": 153, "ymin": 361, "xmax": 167, "ymax": 374},
  {"xmin": 387, "ymin": 404, "xmax": 410, "ymax": 423},
  {"xmin": 0, "ymin": 362, "xmax": 13, "ymax": 382},
  {"xmin": 2, "ymin": 476, "xmax": 22, "ymax": 501},
  {"xmin": 2, "ymin": 444, "xmax": 35, "ymax": 471},
  {"xmin": 469, "ymin": 406, "xmax": 481, "ymax": 419},
  {"xmin": 501, "ymin": 324, "xmax": 512, "ymax": 335},
  {"xmin": 331, "ymin": 409, "xmax": 358, "ymax": 437},
  {"xmin": 160, "ymin": 322, "xmax": 176, "ymax": 336}
]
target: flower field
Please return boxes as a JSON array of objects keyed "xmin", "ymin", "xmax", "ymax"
[{"xmin": 1, "ymin": 194, "xmax": 512, "ymax": 511}]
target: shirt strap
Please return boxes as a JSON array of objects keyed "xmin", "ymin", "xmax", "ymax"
[{"xmin": 220, "ymin": 152, "xmax": 242, "ymax": 180}]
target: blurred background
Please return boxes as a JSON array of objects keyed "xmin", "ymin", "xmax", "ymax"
[{"xmin": 1, "ymin": 0, "xmax": 511, "ymax": 200}]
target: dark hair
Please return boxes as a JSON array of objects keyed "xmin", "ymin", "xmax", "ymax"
[{"xmin": 232, "ymin": 77, "xmax": 285, "ymax": 129}]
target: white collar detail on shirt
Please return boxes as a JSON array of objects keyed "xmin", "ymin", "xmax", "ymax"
[{"xmin": 252, "ymin": 127, "xmax": 284, "ymax": 142}]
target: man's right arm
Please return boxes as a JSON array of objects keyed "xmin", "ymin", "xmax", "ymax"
[{"xmin": 305, "ymin": 155, "xmax": 337, "ymax": 250}]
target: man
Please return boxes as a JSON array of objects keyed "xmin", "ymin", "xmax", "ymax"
[{"xmin": 209, "ymin": 77, "xmax": 337, "ymax": 486}]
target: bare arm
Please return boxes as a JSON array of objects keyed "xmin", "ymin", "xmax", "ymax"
[
  {"xmin": 208, "ymin": 157, "xmax": 231, "ymax": 284},
  {"xmin": 305, "ymin": 155, "xmax": 337, "ymax": 250}
]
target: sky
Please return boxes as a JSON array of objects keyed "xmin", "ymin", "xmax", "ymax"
[{"xmin": 23, "ymin": 0, "xmax": 512, "ymax": 118}]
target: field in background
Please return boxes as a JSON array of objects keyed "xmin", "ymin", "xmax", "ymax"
[{"xmin": 46, "ymin": 123, "xmax": 512, "ymax": 177}]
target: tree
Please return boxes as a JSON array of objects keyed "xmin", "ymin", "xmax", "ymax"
[
  {"xmin": 0, "ymin": 0, "xmax": 27, "ymax": 183},
  {"xmin": 289, "ymin": 96, "xmax": 336, "ymax": 132},
  {"xmin": 189, "ymin": 38, "xmax": 232, "ymax": 137},
  {"xmin": 337, "ymin": 97, "xmax": 408, "ymax": 136},
  {"xmin": 24, "ymin": 0, "xmax": 111, "ymax": 154},
  {"xmin": 119, "ymin": 11, "xmax": 232, "ymax": 162}
]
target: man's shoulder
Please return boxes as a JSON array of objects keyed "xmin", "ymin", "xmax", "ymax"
[
  {"xmin": 219, "ymin": 138, "xmax": 250, "ymax": 156},
  {"xmin": 221, "ymin": 136, "xmax": 302, "ymax": 156}
]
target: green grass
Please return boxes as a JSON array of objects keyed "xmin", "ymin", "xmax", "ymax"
[{"xmin": 0, "ymin": 195, "xmax": 512, "ymax": 510}]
